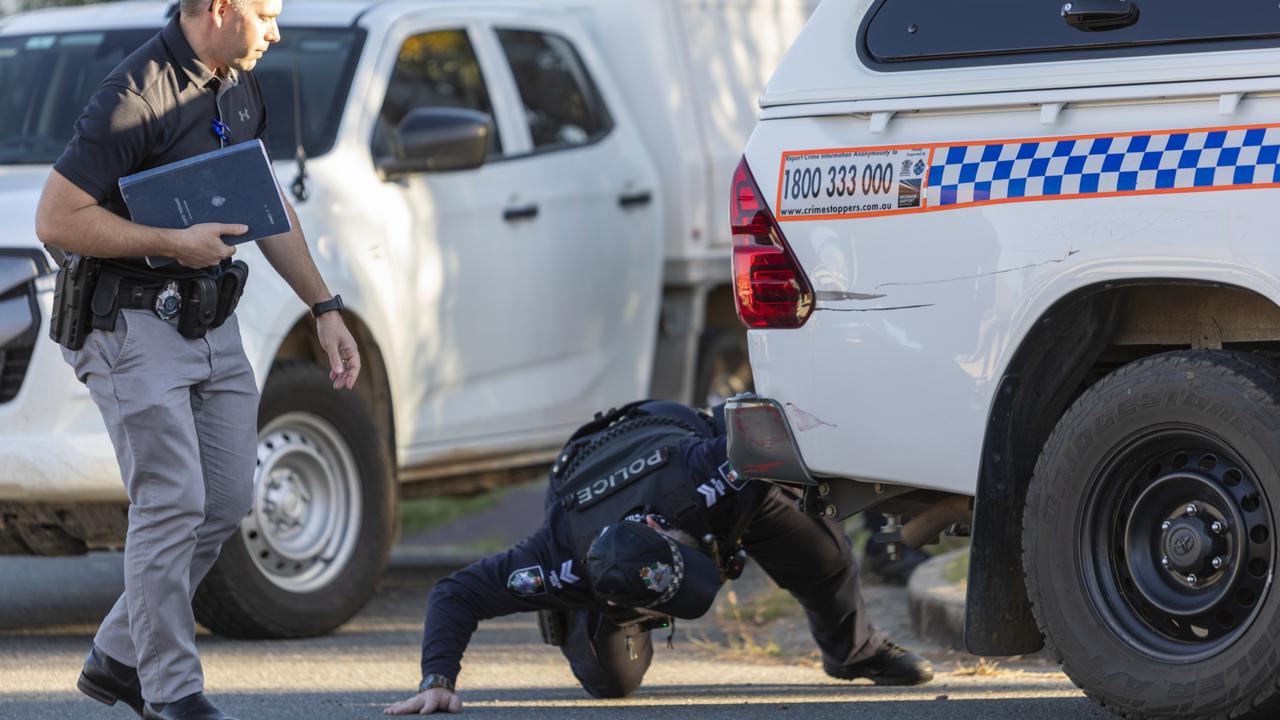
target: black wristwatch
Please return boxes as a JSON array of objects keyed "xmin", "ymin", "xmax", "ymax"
[
  {"xmin": 310, "ymin": 294, "xmax": 343, "ymax": 318},
  {"xmin": 418, "ymin": 673, "xmax": 455, "ymax": 693}
]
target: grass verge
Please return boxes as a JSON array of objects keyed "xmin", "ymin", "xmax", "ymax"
[
  {"xmin": 399, "ymin": 492, "xmax": 502, "ymax": 535},
  {"xmin": 944, "ymin": 548, "xmax": 970, "ymax": 585},
  {"xmin": 690, "ymin": 576, "xmax": 806, "ymax": 662}
]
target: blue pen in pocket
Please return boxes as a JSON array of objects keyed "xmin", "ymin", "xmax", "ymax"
[{"xmin": 211, "ymin": 119, "xmax": 231, "ymax": 146}]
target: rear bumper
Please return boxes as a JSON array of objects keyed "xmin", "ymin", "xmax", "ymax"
[{"xmin": 723, "ymin": 395, "xmax": 817, "ymax": 486}]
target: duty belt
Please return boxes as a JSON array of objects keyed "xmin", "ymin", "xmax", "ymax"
[
  {"xmin": 89, "ymin": 261, "xmax": 249, "ymax": 340},
  {"xmin": 116, "ymin": 282, "xmax": 174, "ymax": 315}
]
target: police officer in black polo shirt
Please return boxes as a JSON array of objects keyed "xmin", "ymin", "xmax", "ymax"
[
  {"xmin": 385, "ymin": 401, "xmax": 932, "ymax": 716},
  {"xmin": 34, "ymin": 1, "xmax": 360, "ymax": 718}
]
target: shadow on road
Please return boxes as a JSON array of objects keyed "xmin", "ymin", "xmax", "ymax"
[
  {"xmin": 0, "ymin": 687, "xmax": 1107, "ymax": 720},
  {"xmin": 0, "ymin": 521, "xmax": 1093, "ymax": 720}
]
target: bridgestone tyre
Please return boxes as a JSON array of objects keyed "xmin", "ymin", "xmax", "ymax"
[
  {"xmin": 694, "ymin": 328, "xmax": 753, "ymax": 409},
  {"xmin": 193, "ymin": 362, "xmax": 394, "ymax": 639},
  {"xmin": 1024, "ymin": 350, "xmax": 1280, "ymax": 720}
]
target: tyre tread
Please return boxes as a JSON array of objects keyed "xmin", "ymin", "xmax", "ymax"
[{"xmin": 1022, "ymin": 350, "xmax": 1280, "ymax": 720}]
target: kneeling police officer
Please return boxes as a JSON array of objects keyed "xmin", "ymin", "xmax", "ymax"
[{"xmin": 386, "ymin": 401, "xmax": 933, "ymax": 715}]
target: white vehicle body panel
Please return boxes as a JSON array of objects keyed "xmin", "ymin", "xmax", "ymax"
[
  {"xmin": 584, "ymin": 0, "xmax": 816, "ymax": 265},
  {"xmin": 745, "ymin": 35, "xmax": 1280, "ymax": 495}
]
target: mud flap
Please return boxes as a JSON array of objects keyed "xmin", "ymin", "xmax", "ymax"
[{"xmin": 965, "ymin": 374, "xmax": 1045, "ymax": 656}]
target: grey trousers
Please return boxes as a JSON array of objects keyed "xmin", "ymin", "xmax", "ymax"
[{"xmin": 63, "ymin": 308, "xmax": 258, "ymax": 703}]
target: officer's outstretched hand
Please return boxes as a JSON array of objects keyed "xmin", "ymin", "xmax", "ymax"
[
  {"xmin": 384, "ymin": 689, "xmax": 462, "ymax": 715},
  {"xmin": 317, "ymin": 312, "xmax": 361, "ymax": 390}
]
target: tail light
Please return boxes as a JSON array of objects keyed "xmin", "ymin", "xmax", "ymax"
[{"xmin": 730, "ymin": 157, "xmax": 813, "ymax": 328}]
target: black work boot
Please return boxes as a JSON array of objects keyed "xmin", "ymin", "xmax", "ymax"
[
  {"xmin": 825, "ymin": 641, "xmax": 935, "ymax": 686},
  {"xmin": 143, "ymin": 692, "xmax": 238, "ymax": 720},
  {"xmin": 77, "ymin": 645, "xmax": 144, "ymax": 717}
]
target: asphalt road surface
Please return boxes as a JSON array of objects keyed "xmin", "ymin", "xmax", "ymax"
[{"xmin": 0, "ymin": 550, "xmax": 1111, "ymax": 720}]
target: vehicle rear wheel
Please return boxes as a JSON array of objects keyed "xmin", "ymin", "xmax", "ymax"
[
  {"xmin": 193, "ymin": 361, "xmax": 395, "ymax": 638},
  {"xmin": 694, "ymin": 328, "xmax": 752, "ymax": 409},
  {"xmin": 1024, "ymin": 350, "xmax": 1280, "ymax": 719}
]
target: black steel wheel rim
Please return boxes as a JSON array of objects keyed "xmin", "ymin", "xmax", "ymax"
[{"xmin": 1080, "ymin": 425, "xmax": 1274, "ymax": 663}]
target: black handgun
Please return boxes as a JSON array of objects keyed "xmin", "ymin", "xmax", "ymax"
[{"xmin": 49, "ymin": 254, "xmax": 99, "ymax": 351}]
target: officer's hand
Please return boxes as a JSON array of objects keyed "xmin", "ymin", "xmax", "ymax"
[
  {"xmin": 384, "ymin": 689, "xmax": 461, "ymax": 715},
  {"xmin": 169, "ymin": 223, "xmax": 244, "ymax": 268},
  {"xmin": 317, "ymin": 312, "xmax": 361, "ymax": 390}
]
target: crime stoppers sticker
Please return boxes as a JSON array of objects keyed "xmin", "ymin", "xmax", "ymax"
[{"xmin": 777, "ymin": 146, "xmax": 931, "ymax": 221}]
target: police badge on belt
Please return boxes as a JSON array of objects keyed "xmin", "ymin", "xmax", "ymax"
[{"xmin": 154, "ymin": 280, "xmax": 181, "ymax": 320}]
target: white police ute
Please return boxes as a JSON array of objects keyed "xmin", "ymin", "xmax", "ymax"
[{"xmin": 727, "ymin": 1, "xmax": 1280, "ymax": 717}]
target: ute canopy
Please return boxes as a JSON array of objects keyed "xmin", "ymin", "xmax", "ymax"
[{"xmin": 762, "ymin": 0, "xmax": 1280, "ymax": 107}]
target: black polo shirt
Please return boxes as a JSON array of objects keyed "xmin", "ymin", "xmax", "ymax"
[{"xmin": 53, "ymin": 16, "xmax": 269, "ymax": 274}]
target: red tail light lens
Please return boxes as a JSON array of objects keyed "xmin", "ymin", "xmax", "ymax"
[{"xmin": 730, "ymin": 157, "xmax": 813, "ymax": 328}]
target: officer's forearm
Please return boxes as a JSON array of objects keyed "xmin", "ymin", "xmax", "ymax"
[
  {"xmin": 35, "ymin": 171, "xmax": 174, "ymax": 258},
  {"xmin": 258, "ymin": 201, "xmax": 332, "ymax": 306},
  {"xmin": 420, "ymin": 580, "xmax": 480, "ymax": 684}
]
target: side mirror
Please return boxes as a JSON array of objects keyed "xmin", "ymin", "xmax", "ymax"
[{"xmin": 377, "ymin": 107, "xmax": 492, "ymax": 179}]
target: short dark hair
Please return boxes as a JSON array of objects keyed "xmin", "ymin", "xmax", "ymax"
[{"xmin": 180, "ymin": 0, "xmax": 251, "ymax": 17}]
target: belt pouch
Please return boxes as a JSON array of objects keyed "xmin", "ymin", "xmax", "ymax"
[
  {"xmin": 212, "ymin": 260, "xmax": 249, "ymax": 327},
  {"xmin": 177, "ymin": 276, "xmax": 218, "ymax": 339},
  {"xmin": 48, "ymin": 255, "xmax": 98, "ymax": 351},
  {"xmin": 90, "ymin": 273, "xmax": 122, "ymax": 331},
  {"xmin": 536, "ymin": 609, "xmax": 568, "ymax": 646}
]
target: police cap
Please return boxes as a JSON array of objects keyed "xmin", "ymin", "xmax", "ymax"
[{"xmin": 586, "ymin": 521, "xmax": 721, "ymax": 619}]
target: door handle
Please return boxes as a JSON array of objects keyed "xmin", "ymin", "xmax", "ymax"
[
  {"xmin": 503, "ymin": 204, "xmax": 539, "ymax": 222},
  {"xmin": 618, "ymin": 190, "xmax": 653, "ymax": 209},
  {"xmin": 1061, "ymin": 0, "xmax": 1139, "ymax": 31}
]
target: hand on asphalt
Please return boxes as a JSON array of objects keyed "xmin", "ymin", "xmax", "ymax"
[{"xmin": 384, "ymin": 688, "xmax": 462, "ymax": 715}]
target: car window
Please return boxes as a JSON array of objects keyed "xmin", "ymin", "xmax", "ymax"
[
  {"xmin": 861, "ymin": 0, "xmax": 1280, "ymax": 70},
  {"xmin": 0, "ymin": 27, "xmax": 363, "ymax": 164},
  {"xmin": 373, "ymin": 29, "xmax": 501, "ymax": 160},
  {"xmin": 495, "ymin": 29, "xmax": 611, "ymax": 152},
  {"xmin": 0, "ymin": 29, "xmax": 154, "ymax": 165},
  {"xmin": 252, "ymin": 28, "xmax": 365, "ymax": 161}
]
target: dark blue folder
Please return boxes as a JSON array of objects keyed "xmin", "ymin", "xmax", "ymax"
[{"xmin": 118, "ymin": 139, "xmax": 291, "ymax": 268}]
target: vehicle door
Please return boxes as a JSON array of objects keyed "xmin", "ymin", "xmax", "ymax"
[
  {"xmin": 477, "ymin": 21, "xmax": 663, "ymax": 427},
  {"xmin": 367, "ymin": 21, "xmax": 556, "ymax": 451}
]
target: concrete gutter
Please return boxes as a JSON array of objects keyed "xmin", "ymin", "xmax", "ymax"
[{"xmin": 906, "ymin": 548, "xmax": 968, "ymax": 650}]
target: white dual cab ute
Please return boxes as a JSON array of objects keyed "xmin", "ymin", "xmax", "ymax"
[
  {"xmin": 0, "ymin": 0, "xmax": 814, "ymax": 636},
  {"xmin": 726, "ymin": 0, "xmax": 1280, "ymax": 717}
]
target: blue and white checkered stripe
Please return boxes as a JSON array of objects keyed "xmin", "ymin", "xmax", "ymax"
[{"xmin": 926, "ymin": 126, "xmax": 1280, "ymax": 208}]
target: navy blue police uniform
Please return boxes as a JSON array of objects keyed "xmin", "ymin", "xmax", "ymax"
[{"xmin": 419, "ymin": 401, "xmax": 912, "ymax": 698}]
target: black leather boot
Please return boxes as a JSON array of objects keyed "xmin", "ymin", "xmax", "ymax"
[
  {"xmin": 77, "ymin": 645, "xmax": 144, "ymax": 717},
  {"xmin": 825, "ymin": 640, "xmax": 935, "ymax": 686},
  {"xmin": 143, "ymin": 692, "xmax": 238, "ymax": 720}
]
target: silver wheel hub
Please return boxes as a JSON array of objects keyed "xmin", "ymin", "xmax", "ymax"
[{"xmin": 241, "ymin": 412, "xmax": 363, "ymax": 593}]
